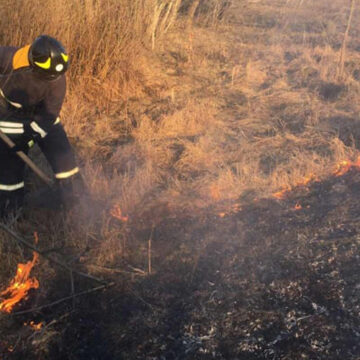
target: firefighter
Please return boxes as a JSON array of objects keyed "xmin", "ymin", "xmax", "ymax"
[{"xmin": 0, "ymin": 35, "xmax": 84, "ymax": 216}]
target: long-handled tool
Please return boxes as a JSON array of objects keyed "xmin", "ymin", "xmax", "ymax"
[{"xmin": 0, "ymin": 130, "xmax": 53, "ymax": 185}]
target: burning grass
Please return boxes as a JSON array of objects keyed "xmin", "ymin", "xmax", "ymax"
[
  {"xmin": 0, "ymin": 252, "xmax": 39, "ymax": 314},
  {"xmin": 1, "ymin": 0, "xmax": 360, "ymax": 357}
]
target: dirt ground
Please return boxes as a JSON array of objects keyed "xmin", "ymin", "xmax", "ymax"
[{"xmin": 1, "ymin": 0, "xmax": 360, "ymax": 359}]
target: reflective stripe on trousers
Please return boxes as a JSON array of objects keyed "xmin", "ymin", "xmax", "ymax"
[
  {"xmin": 55, "ymin": 167, "xmax": 79, "ymax": 179},
  {"xmin": 0, "ymin": 182, "xmax": 24, "ymax": 191}
]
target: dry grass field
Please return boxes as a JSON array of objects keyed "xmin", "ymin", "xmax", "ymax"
[{"xmin": 1, "ymin": 0, "xmax": 360, "ymax": 358}]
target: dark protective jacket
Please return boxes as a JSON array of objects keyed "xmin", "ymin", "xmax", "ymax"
[{"xmin": 0, "ymin": 45, "xmax": 78, "ymax": 180}]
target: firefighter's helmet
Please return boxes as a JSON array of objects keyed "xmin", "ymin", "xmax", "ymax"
[{"xmin": 28, "ymin": 35, "xmax": 69, "ymax": 79}]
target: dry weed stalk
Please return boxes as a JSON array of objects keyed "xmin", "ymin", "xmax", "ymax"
[
  {"xmin": 187, "ymin": 0, "xmax": 201, "ymax": 32},
  {"xmin": 148, "ymin": 226, "xmax": 155, "ymax": 275},
  {"xmin": 337, "ymin": 0, "xmax": 356, "ymax": 80},
  {"xmin": 150, "ymin": 0, "xmax": 184, "ymax": 50},
  {"xmin": 150, "ymin": 1, "xmax": 167, "ymax": 50}
]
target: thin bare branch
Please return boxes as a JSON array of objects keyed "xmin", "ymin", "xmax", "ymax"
[
  {"xmin": 337, "ymin": 0, "xmax": 356, "ymax": 80},
  {"xmin": 11, "ymin": 283, "xmax": 114, "ymax": 316}
]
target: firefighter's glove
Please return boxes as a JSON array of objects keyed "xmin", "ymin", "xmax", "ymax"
[
  {"xmin": 10, "ymin": 122, "xmax": 42, "ymax": 153},
  {"xmin": 11, "ymin": 136, "xmax": 36, "ymax": 153}
]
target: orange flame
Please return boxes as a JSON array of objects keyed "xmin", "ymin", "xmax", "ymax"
[
  {"xmin": 273, "ymin": 173, "xmax": 317, "ymax": 200},
  {"xmin": 0, "ymin": 252, "xmax": 39, "ymax": 313},
  {"xmin": 218, "ymin": 203, "xmax": 242, "ymax": 218},
  {"xmin": 110, "ymin": 204, "xmax": 129, "ymax": 222},
  {"xmin": 215, "ymin": 157, "xmax": 360, "ymax": 217},
  {"xmin": 333, "ymin": 157, "xmax": 360, "ymax": 177},
  {"xmin": 273, "ymin": 156, "xmax": 360, "ymax": 200},
  {"xmin": 273, "ymin": 186, "xmax": 291, "ymax": 200},
  {"xmin": 24, "ymin": 320, "xmax": 43, "ymax": 331},
  {"xmin": 293, "ymin": 203, "xmax": 302, "ymax": 211}
]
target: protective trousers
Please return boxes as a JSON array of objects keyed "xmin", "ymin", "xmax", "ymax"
[{"xmin": 0, "ymin": 138, "xmax": 26, "ymax": 216}]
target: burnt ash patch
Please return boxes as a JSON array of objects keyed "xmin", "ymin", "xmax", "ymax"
[
  {"xmin": 115, "ymin": 170, "xmax": 360, "ymax": 359},
  {"xmin": 4, "ymin": 169, "xmax": 358, "ymax": 359}
]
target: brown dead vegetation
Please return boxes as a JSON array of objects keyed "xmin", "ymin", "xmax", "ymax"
[{"xmin": 1, "ymin": 0, "xmax": 360, "ymax": 358}]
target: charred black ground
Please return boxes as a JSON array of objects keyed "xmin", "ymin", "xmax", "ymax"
[{"xmin": 1, "ymin": 168, "xmax": 360, "ymax": 359}]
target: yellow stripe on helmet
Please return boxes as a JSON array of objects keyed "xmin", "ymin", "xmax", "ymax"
[
  {"xmin": 61, "ymin": 53, "xmax": 69, "ymax": 62},
  {"xmin": 34, "ymin": 57, "xmax": 51, "ymax": 69}
]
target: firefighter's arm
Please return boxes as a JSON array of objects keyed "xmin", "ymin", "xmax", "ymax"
[
  {"xmin": 32, "ymin": 77, "xmax": 87, "ymax": 206},
  {"xmin": 29, "ymin": 76, "xmax": 66, "ymax": 139},
  {"xmin": 37, "ymin": 123, "xmax": 86, "ymax": 208}
]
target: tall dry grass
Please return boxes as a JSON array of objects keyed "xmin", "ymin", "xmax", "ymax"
[
  {"xmin": 1, "ymin": 0, "xmax": 161, "ymax": 104},
  {"xmin": 1, "ymin": 0, "xmax": 229, "ymax": 140},
  {"xmin": 2, "ymin": 0, "xmax": 359, "ymax": 209},
  {"xmin": 1, "ymin": 0, "xmax": 360, "ymax": 263},
  {"xmin": 0, "ymin": 0, "xmax": 227, "ymax": 95},
  {"xmin": 0, "ymin": 0, "xmax": 232, "ymax": 257}
]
